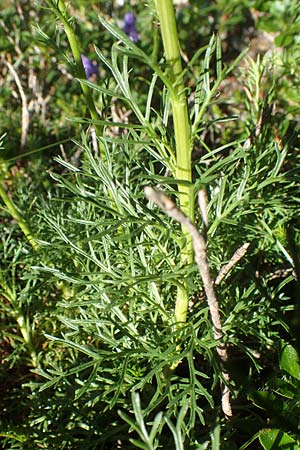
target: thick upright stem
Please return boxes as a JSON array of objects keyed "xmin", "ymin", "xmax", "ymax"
[{"xmin": 155, "ymin": 0, "xmax": 193, "ymax": 324}]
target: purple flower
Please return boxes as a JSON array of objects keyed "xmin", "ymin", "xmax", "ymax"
[
  {"xmin": 81, "ymin": 54, "xmax": 98, "ymax": 80},
  {"xmin": 123, "ymin": 12, "xmax": 138, "ymax": 42}
]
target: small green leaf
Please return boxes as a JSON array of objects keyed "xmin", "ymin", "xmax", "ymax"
[
  {"xmin": 0, "ymin": 432, "xmax": 27, "ymax": 443},
  {"xmin": 129, "ymin": 438, "xmax": 150, "ymax": 450},
  {"xmin": 275, "ymin": 33, "xmax": 294, "ymax": 47},
  {"xmin": 259, "ymin": 428, "xmax": 297, "ymax": 450},
  {"xmin": 280, "ymin": 345, "xmax": 300, "ymax": 380},
  {"xmin": 248, "ymin": 390, "xmax": 278, "ymax": 411}
]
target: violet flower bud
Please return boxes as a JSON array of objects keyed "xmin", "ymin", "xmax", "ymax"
[
  {"xmin": 81, "ymin": 54, "xmax": 98, "ymax": 81},
  {"xmin": 123, "ymin": 12, "xmax": 138, "ymax": 42}
]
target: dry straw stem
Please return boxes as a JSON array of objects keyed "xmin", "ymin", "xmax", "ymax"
[
  {"xmin": 6, "ymin": 60, "xmax": 29, "ymax": 152},
  {"xmin": 144, "ymin": 186, "xmax": 232, "ymax": 417}
]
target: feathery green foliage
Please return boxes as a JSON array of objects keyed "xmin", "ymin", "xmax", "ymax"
[{"xmin": 0, "ymin": 1, "xmax": 300, "ymax": 449}]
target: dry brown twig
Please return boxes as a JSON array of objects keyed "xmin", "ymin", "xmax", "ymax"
[
  {"xmin": 197, "ymin": 189, "xmax": 208, "ymax": 236},
  {"xmin": 144, "ymin": 186, "xmax": 232, "ymax": 418},
  {"xmin": 215, "ymin": 242, "xmax": 250, "ymax": 286}
]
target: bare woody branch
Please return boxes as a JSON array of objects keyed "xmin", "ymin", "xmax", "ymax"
[{"xmin": 144, "ymin": 186, "xmax": 232, "ymax": 417}]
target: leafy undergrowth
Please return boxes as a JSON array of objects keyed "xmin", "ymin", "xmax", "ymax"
[{"xmin": 0, "ymin": 1, "xmax": 300, "ymax": 449}]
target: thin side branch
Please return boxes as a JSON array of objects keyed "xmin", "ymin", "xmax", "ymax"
[
  {"xmin": 215, "ymin": 243, "xmax": 250, "ymax": 286},
  {"xmin": 198, "ymin": 189, "xmax": 208, "ymax": 237},
  {"xmin": 145, "ymin": 186, "xmax": 232, "ymax": 417}
]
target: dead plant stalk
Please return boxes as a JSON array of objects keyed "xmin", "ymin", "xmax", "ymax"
[{"xmin": 144, "ymin": 186, "xmax": 232, "ymax": 418}]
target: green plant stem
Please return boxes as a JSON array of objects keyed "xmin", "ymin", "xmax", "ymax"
[
  {"xmin": 48, "ymin": 0, "xmax": 104, "ymax": 157},
  {"xmin": 0, "ymin": 182, "xmax": 39, "ymax": 251},
  {"xmin": 155, "ymin": 0, "xmax": 193, "ymax": 325},
  {"xmin": 1, "ymin": 280, "xmax": 38, "ymax": 368},
  {"xmin": 16, "ymin": 310, "xmax": 39, "ymax": 368},
  {"xmin": 0, "ymin": 183, "xmax": 39, "ymax": 366}
]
